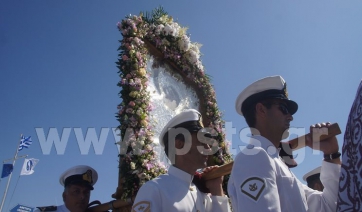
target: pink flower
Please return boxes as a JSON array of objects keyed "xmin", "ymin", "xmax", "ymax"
[
  {"xmin": 146, "ymin": 162, "xmax": 154, "ymax": 170},
  {"xmin": 122, "ymin": 54, "xmax": 129, "ymax": 61},
  {"xmin": 138, "ymin": 129, "xmax": 146, "ymax": 137},
  {"xmin": 128, "ymin": 101, "xmax": 136, "ymax": 107},
  {"xmin": 126, "ymin": 108, "xmax": 133, "ymax": 114},
  {"xmin": 147, "ymin": 104, "xmax": 153, "ymax": 111}
]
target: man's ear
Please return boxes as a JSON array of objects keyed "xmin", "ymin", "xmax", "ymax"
[
  {"xmin": 255, "ymin": 102, "xmax": 267, "ymax": 117},
  {"xmin": 175, "ymin": 139, "xmax": 185, "ymax": 149},
  {"xmin": 62, "ymin": 191, "xmax": 66, "ymax": 202}
]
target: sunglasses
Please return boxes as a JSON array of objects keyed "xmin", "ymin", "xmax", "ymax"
[
  {"xmin": 262, "ymin": 102, "xmax": 290, "ymax": 115},
  {"xmin": 273, "ymin": 103, "xmax": 290, "ymax": 115}
]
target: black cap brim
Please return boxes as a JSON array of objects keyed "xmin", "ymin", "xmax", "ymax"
[
  {"xmin": 269, "ymin": 95, "xmax": 298, "ymax": 115},
  {"xmin": 285, "ymin": 100, "xmax": 298, "ymax": 115},
  {"xmin": 242, "ymin": 89, "xmax": 298, "ymax": 115}
]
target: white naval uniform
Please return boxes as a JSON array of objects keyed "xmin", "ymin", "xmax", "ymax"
[
  {"xmin": 132, "ymin": 166, "xmax": 231, "ymax": 212},
  {"xmin": 228, "ymin": 135, "xmax": 340, "ymax": 212},
  {"xmin": 33, "ymin": 204, "xmax": 70, "ymax": 212}
]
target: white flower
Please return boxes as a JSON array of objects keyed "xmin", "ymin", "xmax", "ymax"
[
  {"xmin": 137, "ymin": 138, "xmax": 144, "ymax": 146},
  {"xmin": 190, "ymin": 43, "xmax": 201, "ymax": 56},
  {"xmin": 178, "ymin": 35, "xmax": 191, "ymax": 52},
  {"xmin": 171, "ymin": 22, "xmax": 181, "ymax": 37},
  {"xmin": 163, "ymin": 23, "xmax": 180, "ymax": 37},
  {"xmin": 186, "ymin": 50, "xmax": 199, "ymax": 64},
  {"xmin": 133, "ymin": 37, "xmax": 143, "ymax": 46},
  {"xmin": 155, "ymin": 24, "xmax": 164, "ymax": 35},
  {"xmin": 136, "ymin": 108, "xmax": 143, "ymax": 116},
  {"xmin": 163, "ymin": 24, "xmax": 173, "ymax": 36},
  {"xmin": 196, "ymin": 61, "xmax": 204, "ymax": 70},
  {"xmin": 145, "ymin": 144, "xmax": 152, "ymax": 151},
  {"xmin": 158, "ymin": 15, "xmax": 169, "ymax": 24},
  {"xmin": 130, "ymin": 162, "xmax": 136, "ymax": 170}
]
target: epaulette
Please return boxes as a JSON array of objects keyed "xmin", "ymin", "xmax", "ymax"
[{"xmin": 36, "ymin": 206, "xmax": 57, "ymax": 211}]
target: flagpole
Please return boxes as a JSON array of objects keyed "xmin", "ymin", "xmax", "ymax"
[{"xmin": 0, "ymin": 134, "xmax": 22, "ymax": 212}]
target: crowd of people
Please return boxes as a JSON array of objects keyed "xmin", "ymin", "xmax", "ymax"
[{"xmin": 35, "ymin": 75, "xmax": 361, "ymax": 212}]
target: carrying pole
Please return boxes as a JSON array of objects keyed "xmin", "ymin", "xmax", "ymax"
[{"xmin": 0, "ymin": 135, "xmax": 23, "ymax": 212}]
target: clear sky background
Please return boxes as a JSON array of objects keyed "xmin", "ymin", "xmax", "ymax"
[{"xmin": 1, "ymin": 0, "xmax": 362, "ymax": 210}]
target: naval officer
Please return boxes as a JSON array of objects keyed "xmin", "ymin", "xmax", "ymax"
[
  {"xmin": 34, "ymin": 165, "xmax": 98, "ymax": 212},
  {"xmin": 131, "ymin": 109, "xmax": 231, "ymax": 212},
  {"xmin": 228, "ymin": 75, "xmax": 341, "ymax": 211},
  {"xmin": 303, "ymin": 166, "xmax": 324, "ymax": 191}
]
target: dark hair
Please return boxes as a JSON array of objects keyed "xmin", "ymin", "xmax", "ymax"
[
  {"xmin": 307, "ymin": 174, "xmax": 322, "ymax": 189},
  {"xmin": 243, "ymin": 102, "xmax": 257, "ymax": 127}
]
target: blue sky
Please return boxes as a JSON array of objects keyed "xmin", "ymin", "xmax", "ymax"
[{"xmin": 1, "ymin": 0, "xmax": 362, "ymax": 210}]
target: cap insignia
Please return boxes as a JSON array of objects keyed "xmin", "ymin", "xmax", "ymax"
[
  {"xmin": 283, "ymin": 83, "xmax": 288, "ymax": 98},
  {"xmin": 82, "ymin": 169, "xmax": 92, "ymax": 183},
  {"xmin": 198, "ymin": 115, "xmax": 204, "ymax": 128}
]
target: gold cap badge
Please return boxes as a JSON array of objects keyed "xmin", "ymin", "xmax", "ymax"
[
  {"xmin": 283, "ymin": 83, "xmax": 288, "ymax": 98},
  {"xmin": 82, "ymin": 170, "xmax": 93, "ymax": 183},
  {"xmin": 198, "ymin": 115, "xmax": 204, "ymax": 128}
]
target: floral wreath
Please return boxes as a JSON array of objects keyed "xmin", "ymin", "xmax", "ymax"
[{"xmin": 115, "ymin": 7, "xmax": 233, "ymax": 200}]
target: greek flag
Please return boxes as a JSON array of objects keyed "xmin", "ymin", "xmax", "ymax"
[
  {"xmin": 18, "ymin": 135, "xmax": 32, "ymax": 151},
  {"xmin": 20, "ymin": 158, "xmax": 39, "ymax": 175}
]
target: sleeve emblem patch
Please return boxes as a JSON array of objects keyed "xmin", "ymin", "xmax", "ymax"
[
  {"xmin": 132, "ymin": 201, "xmax": 151, "ymax": 212},
  {"xmin": 240, "ymin": 177, "xmax": 266, "ymax": 201}
]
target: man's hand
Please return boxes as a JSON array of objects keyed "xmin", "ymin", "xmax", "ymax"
[
  {"xmin": 202, "ymin": 166, "xmax": 224, "ymax": 196},
  {"xmin": 305, "ymin": 122, "xmax": 341, "ymax": 164}
]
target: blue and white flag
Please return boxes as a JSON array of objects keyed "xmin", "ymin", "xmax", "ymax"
[
  {"xmin": 20, "ymin": 158, "xmax": 39, "ymax": 175},
  {"xmin": 18, "ymin": 135, "xmax": 32, "ymax": 151},
  {"xmin": 1, "ymin": 164, "xmax": 13, "ymax": 178}
]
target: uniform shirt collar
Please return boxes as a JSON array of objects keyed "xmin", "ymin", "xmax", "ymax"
[
  {"xmin": 250, "ymin": 135, "xmax": 280, "ymax": 158},
  {"xmin": 168, "ymin": 166, "xmax": 194, "ymax": 185}
]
